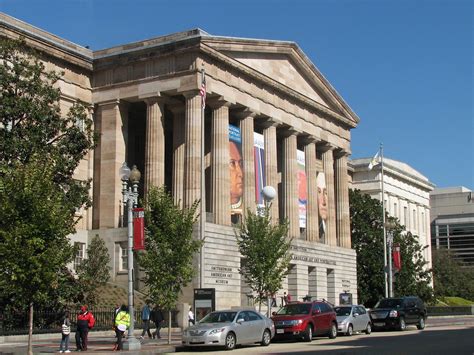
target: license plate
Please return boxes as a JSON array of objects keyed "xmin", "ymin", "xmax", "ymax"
[
  {"xmin": 192, "ymin": 338, "xmax": 198, "ymax": 342},
  {"xmin": 374, "ymin": 322, "xmax": 385, "ymax": 327},
  {"xmin": 277, "ymin": 329, "xmax": 284, "ymax": 334}
]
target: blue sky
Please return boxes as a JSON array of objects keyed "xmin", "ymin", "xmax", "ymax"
[{"xmin": 1, "ymin": 0, "xmax": 472, "ymax": 189}]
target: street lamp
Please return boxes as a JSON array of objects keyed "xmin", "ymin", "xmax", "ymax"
[
  {"xmin": 119, "ymin": 162, "xmax": 141, "ymax": 351},
  {"xmin": 385, "ymin": 219, "xmax": 397, "ymax": 298},
  {"xmin": 261, "ymin": 185, "xmax": 276, "ymax": 318}
]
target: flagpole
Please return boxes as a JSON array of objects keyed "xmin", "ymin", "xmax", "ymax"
[
  {"xmin": 380, "ymin": 143, "xmax": 388, "ymax": 298},
  {"xmin": 200, "ymin": 66, "xmax": 206, "ymax": 289}
]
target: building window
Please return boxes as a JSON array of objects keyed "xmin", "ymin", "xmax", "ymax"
[
  {"xmin": 404, "ymin": 207, "xmax": 408, "ymax": 227},
  {"xmin": 74, "ymin": 242, "xmax": 86, "ymax": 271},
  {"xmin": 119, "ymin": 243, "xmax": 128, "ymax": 271},
  {"xmin": 394, "ymin": 203, "xmax": 398, "ymax": 218},
  {"xmin": 421, "ymin": 212, "xmax": 425, "ymax": 233},
  {"xmin": 413, "ymin": 209, "xmax": 417, "ymax": 231}
]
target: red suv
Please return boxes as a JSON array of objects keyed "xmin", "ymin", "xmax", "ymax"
[{"xmin": 271, "ymin": 301, "xmax": 338, "ymax": 342}]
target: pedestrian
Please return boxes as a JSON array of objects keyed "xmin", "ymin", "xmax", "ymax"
[
  {"xmin": 114, "ymin": 304, "xmax": 130, "ymax": 351},
  {"xmin": 139, "ymin": 300, "xmax": 153, "ymax": 340},
  {"xmin": 271, "ymin": 293, "xmax": 277, "ymax": 307},
  {"xmin": 59, "ymin": 310, "xmax": 71, "ymax": 353},
  {"xmin": 75, "ymin": 305, "xmax": 95, "ymax": 351},
  {"xmin": 283, "ymin": 292, "xmax": 288, "ymax": 305},
  {"xmin": 188, "ymin": 306, "xmax": 195, "ymax": 326},
  {"xmin": 151, "ymin": 306, "xmax": 164, "ymax": 339}
]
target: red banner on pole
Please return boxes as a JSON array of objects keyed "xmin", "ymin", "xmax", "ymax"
[
  {"xmin": 133, "ymin": 208, "xmax": 145, "ymax": 250},
  {"xmin": 393, "ymin": 244, "xmax": 401, "ymax": 271}
]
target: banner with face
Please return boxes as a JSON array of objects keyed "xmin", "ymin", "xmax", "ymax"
[
  {"xmin": 229, "ymin": 125, "xmax": 243, "ymax": 217},
  {"xmin": 253, "ymin": 132, "xmax": 265, "ymax": 209},
  {"xmin": 297, "ymin": 150, "xmax": 307, "ymax": 228},
  {"xmin": 317, "ymin": 172, "xmax": 328, "ymax": 238}
]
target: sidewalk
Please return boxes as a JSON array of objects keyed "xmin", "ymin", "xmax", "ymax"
[{"xmin": 0, "ymin": 329, "xmax": 181, "ymax": 354}]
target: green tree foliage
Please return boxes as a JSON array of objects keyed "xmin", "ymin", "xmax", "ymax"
[
  {"xmin": 349, "ymin": 189, "xmax": 432, "ymax": 307},
  {"xmin": 76, "ymin": 234, "xmax": 111, "ymax": 306},
  {"xmin": 0, "ymin": 37, "xmax": 96, "ymax": 353},
  {"xmin": 138, "ymin": 186, "xmax": 202, "ymax": 343},
  {"xmin": 236, "ymin": 207, "xmax": 292, "ymax": 311},
  {"xmin": 432, "ymin": 248, "xmax": 474, "ymax": 301}
]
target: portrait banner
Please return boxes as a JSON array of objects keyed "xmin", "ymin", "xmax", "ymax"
[
  {"xmin": 297, "ymin": 149, "xmax": 307, "ymax": 228},
  {"xmin": 229, "ymin": 124, "xmax": 243, "ymax": 219},
  {"xmin": 317, "ymin": 172, "xmax": 328, "ymax": 239}
]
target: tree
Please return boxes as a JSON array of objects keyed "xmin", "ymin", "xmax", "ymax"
[
  {"xmin": 0, "ymin": 37, "xmax": 96, "ymax": 354},
  {"xmin": 138, "ymin": 186, "xmax": 202, "ymax": 344},
  {"xmin": 349, "ymin": 189, "xmax": 433, "ymax": 307},
  {"xmin": 432, "ymin": 248, "xmax": 474, "ymax": 301},
  {"xmin": 76, "ymin": 234, "xmax": 111, "ymax": 306},
  {"xmin": 236, "ymin": 206, "xmax": 292, "ymax": 314}
]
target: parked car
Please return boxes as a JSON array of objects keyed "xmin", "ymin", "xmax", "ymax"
[
  {"xmin": 334, "ymin": 305, "xmax": 372, "ymax": 336},
  {"xmin": 181, "ymin": 309, "xmax": 275, "ymax": 350},
  {"xmin": 369, "ymin": 296, "xmax": 427, "ymax": 331},
  {"xmin": 271, "ymin": 301, "xmax": 337, "ymax": 342}
]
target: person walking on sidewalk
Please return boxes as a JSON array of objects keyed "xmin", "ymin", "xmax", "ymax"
[
  {"xmin": 139, "ymin": 301, "xmax": 153, "ymax": 340},
  {"xmin": 59, "ymin": 311, "xmax": 71, "ymax": 353},
  {"xmin": 151, "ymin": 306, "xmax": 164, "ymax": 339},
  {"xmin": 75, "ymin": 305, "xmax": 95, "ymax": 351},
  {"xmin": 114, "ymin": 305, "xmax": 130, "ymax": 351},
  {"xmin": 188, "ymin": 306, "xmax": 195, "ymax": 326}
]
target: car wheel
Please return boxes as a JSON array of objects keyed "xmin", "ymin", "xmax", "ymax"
[
  {"xmin": 303, "ymin": 325, "xmax": 313, "ymax": 342},
  {"xmin": 329, "ymin": 322, "xmax": 337, "ymax": 339},
  {"xmin": 224, "ymin": 332, "xmax": 236, "ymax": 350},
  {"xmin": 417, "ymin": 316, "xmax": 426, "ymax": 330},
  {"xmin": 261, "ymin": 329, "xmax": 271, "ymax": 346},
  {"xmin": 346, "ymin": 324, "xmax": 353, "ymax": 336},
  {"xmin": 398, "ymin": 317, "xmax": 406, "ymax": 331},
  {"xmin": 365, "ymin": 322, "xmax": 372, "ymax": 335}
]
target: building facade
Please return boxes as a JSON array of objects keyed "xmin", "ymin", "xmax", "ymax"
[
  {"xmin": 2, "ymin": 13, "xmax": 359, "ymax": 308},
  {"xmin": 430, "ymin": 187, "xmax": 474, "ymax": 267},
  {"xmin": 350, "ymin": 157, "xmax": 435, "ymax": 269}
]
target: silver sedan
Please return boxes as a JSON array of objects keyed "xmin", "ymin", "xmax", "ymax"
[
  {"xmin": 182, "ymin": 309, "xmax": 275, "ymax": 350},
  {"xmin": 335, "ymin": 305, "xmax": 372, "ymax": 336}
]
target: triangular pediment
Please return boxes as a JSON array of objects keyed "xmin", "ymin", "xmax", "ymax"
[{"xmin": 201, "ymin": 36, "xmax": 359, "ymax": 126}]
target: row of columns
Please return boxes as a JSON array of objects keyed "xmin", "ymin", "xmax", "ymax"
[{"xmin": 94, "ymin": 91, "xmax": 351, "ymax": 248}]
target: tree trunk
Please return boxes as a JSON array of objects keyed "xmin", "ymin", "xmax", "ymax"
[
  {"xmin": 167, "ymin": 310, "xmax": 172, "ymax": 344},
  {"xmin": 27, "ymin": 302, "xmax": 33, "ymax": 355}
]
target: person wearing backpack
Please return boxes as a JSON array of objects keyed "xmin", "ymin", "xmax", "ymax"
[
  {"xmin": 75, "ymin": 305, "xmax": 95, "ymax": 351},
  {"xmin": 59, "ymin": 311, "xmax": 71, "ymax": 353}
]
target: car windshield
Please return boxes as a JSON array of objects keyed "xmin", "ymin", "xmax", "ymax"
[
  {"xmin": 199, "ymin": 311, "xmax": 237, "ymax": 323},
  {"xmin": 375, "ymin": 298, "xmax": 403, "ymax": 309},
  {"xmin": 276, "ymin": 303, "xmax": 311, "ymax": 315},
  {"xmin": 334, "ymin": 307, "xmax": 352, "ymax": 316}
]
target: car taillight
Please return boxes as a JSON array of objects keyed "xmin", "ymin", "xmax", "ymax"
[{"xmin": 389, "ymin": 310, "xmax": 398, "ymax": 317}]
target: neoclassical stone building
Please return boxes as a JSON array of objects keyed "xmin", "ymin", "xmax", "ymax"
[{"xmin": 2, "ymin": 13, "xmax": 359, "ymax": 308}]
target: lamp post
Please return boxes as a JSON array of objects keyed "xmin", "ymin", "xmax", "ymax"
[
  {"xmin": 119, "ymin": 162, "xmax": 142, "ymax": 351},
  {"xmin": 385, "ymin": 219, "xmax": 397, "ymax": 298},
  {"xmin": 261, "ymin": 185, "xmax": 276, "ymax": 318}
]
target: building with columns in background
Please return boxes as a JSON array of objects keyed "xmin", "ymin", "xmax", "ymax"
[{"xmin": 1, "ymin": 13, "xmax": 360, "ymax": 309}]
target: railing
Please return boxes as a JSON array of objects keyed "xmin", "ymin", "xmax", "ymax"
[
  {"xmin": 0, "ymin": 308, "xmax": 179, "ymax": 336},
  {"xmin": 427, "ymin": 306, "xmax": 474, "ymax": 316}
]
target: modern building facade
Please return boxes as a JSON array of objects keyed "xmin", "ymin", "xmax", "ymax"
[
  {"xmin": 350, "ymin": 157, "xmax": 435, "ymax": 269},
  {"xmin": 1, "ymin": 13, "xmax": 359, "ymax": 308},
  {"xmin": 430, "ymin": 187, "xmax": 474, "ymax": 267}
]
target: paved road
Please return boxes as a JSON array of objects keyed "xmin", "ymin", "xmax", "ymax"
[{"xmin": 176, "ymin": 324, "xmax": 474, "ymax": 355}]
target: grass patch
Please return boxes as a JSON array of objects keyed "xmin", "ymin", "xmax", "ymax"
[{"xmin": 435, "ymin": 297, "xmax": 474, "ymax": 306}]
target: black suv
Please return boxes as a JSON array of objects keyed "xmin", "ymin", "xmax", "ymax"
[{"xmin": 369, "ymin": 296, "xmax": 427, "ymax": 331}]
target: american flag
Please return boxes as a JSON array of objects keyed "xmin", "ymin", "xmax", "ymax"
[{"xmin": 200, "ymin": 69, "xmax": 206, "ymax": 109}]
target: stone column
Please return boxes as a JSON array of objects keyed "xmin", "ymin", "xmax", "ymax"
[
  {"xmin": 304, "ymin": 139, "xmax": 319, "ymax": 241},
  {"xmin": 183, "ymin": 92, "xmax": 202, "ymax": 209},
  {"xmin": 93, "ymin": 100, "xmax": 127, "ymax": 229},
  {"xmin": 239, "ymin": 111, "xmax": 257, "ymax": 215},
  {"xmin": 335, "ymin": 150, "xmax": 351, "ymax": 248},
  {"xmin": 170, "ymin": 104, "xmax": 185, "ymax": 207},
  {"xmin": 144, "ymin": 97, "xmax": 165, "ymax": 196},
  {"xmin": 282, "ymin": 131, "xmax": 299, "ymax": 238},
  {"xmin": 321, "ymin": 144, "xmax": 337, "ymax": 246},
  {"xmin": 263, "ymin": 122, "xmax": 279, "ymax": 222},
  {"xmin": 210, "ymin": 100, "xmax": 231, "ymax": 226}
]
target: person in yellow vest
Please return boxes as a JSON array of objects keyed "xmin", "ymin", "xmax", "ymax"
[{"xmin": 114, "ymin": 305, "xmax": 130, "ymax": 351}]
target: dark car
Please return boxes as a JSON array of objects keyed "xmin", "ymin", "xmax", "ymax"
[
  {"xmin": 370, "ymin": 296, "xmax": 427, "ymax": 331},
  {"xmin": 271, "ymin": 301, "xmax": 337, "ymax": 342}
]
